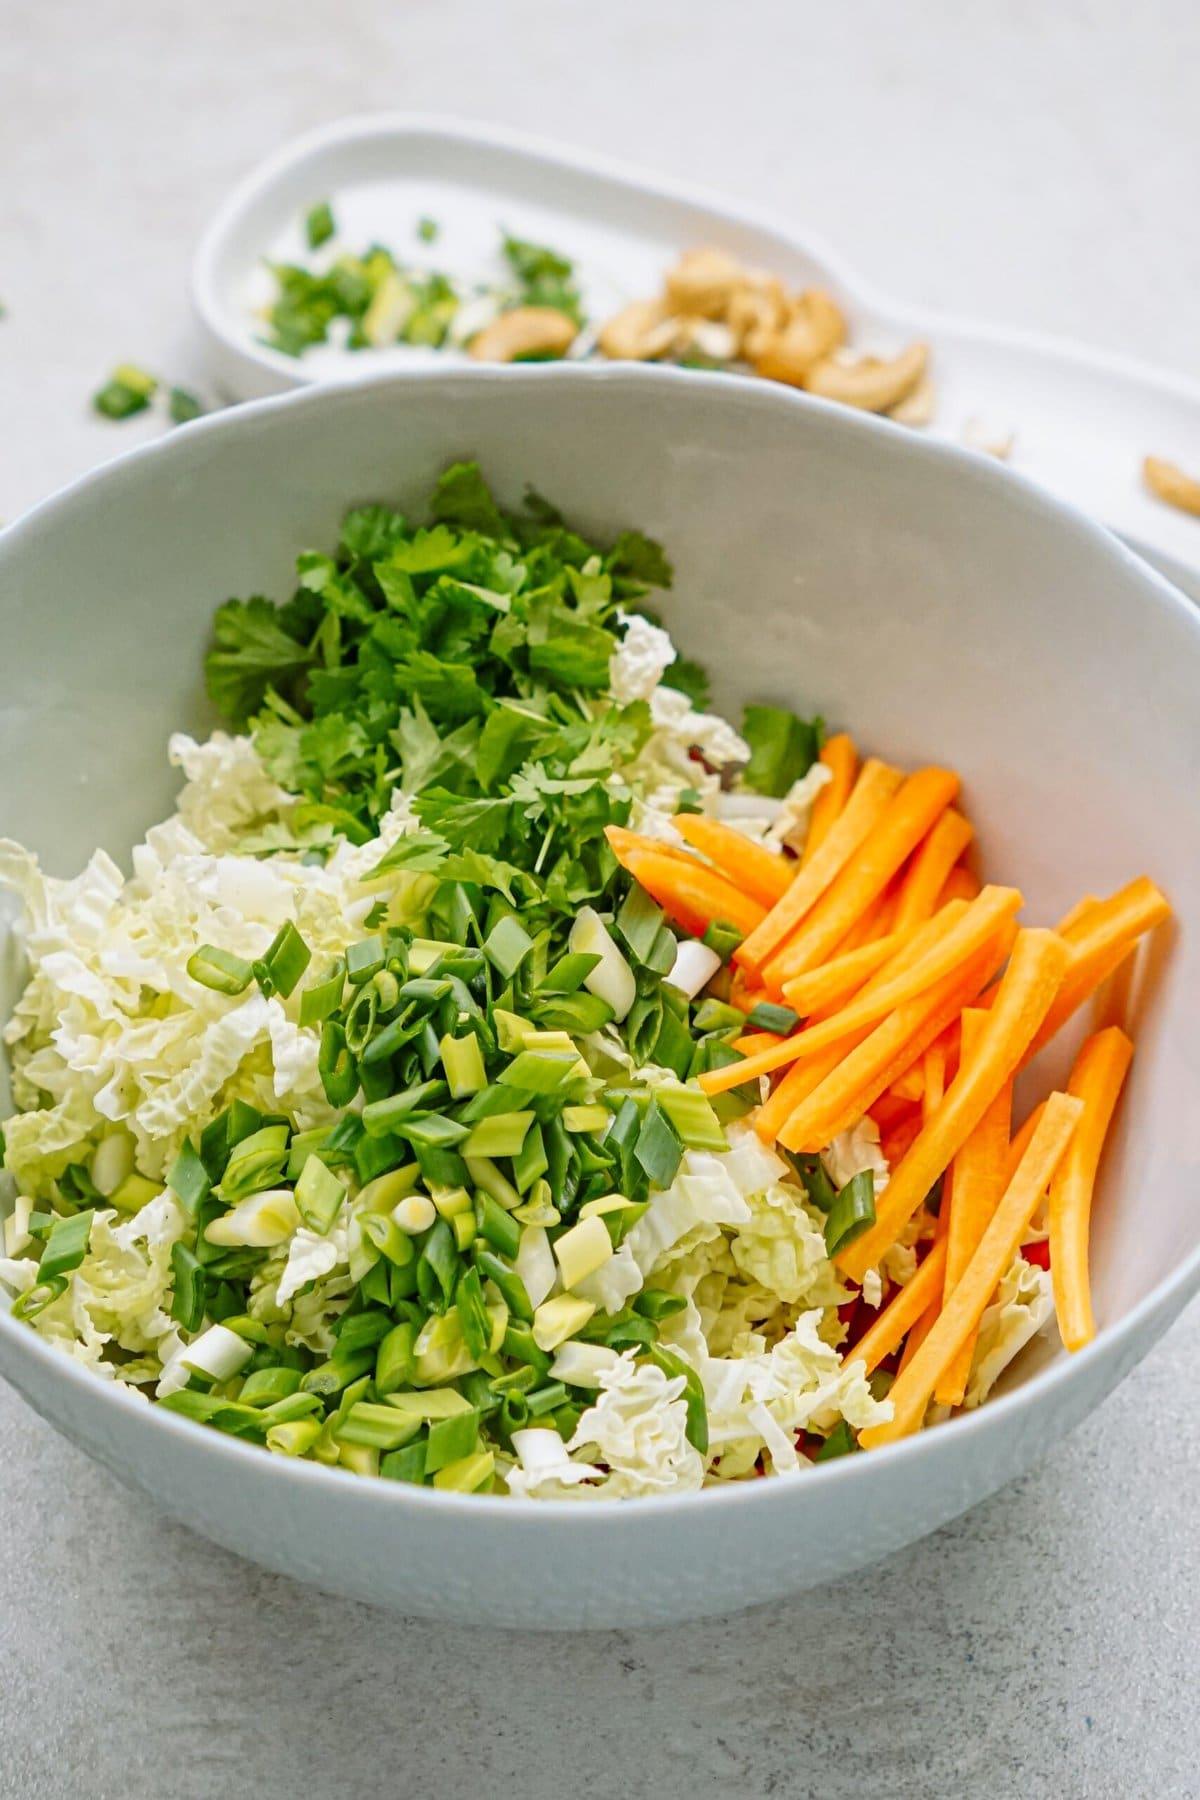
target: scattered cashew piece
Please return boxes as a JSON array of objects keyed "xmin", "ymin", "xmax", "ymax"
[
  {"xmin": 803, "ymin": 342, "xmax": 928, "ymax": 413},
  {"xmin": 961, "ymin": 417, "xmax": 1016, "ymax": 460},
  {"xmin": 664, "ymin": 247, "xmax": 744, "ymax": 319},
  {"xmin": 469, "ymin": 307, "xmax": 578, "ymax": 363},
  {"xmin": 597, "ymin": 298, "xmax": 679, "ymax": 361},
  {"xmin": 752, "ymin": 289, "xmax": 847, "ymax": 386},
  {"xmin": 888, "ymin": 372, "xmax": 938, "ymax": 427},
  {"xmin": 1143, "ymin": 455, "xmax": 1200, "ymax": 518}
]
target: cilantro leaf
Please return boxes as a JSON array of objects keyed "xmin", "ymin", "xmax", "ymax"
[
  {"xmin": 741, "ymin": 704, "xmax": 825, "ymax": 798},
  {"xmin": 607, "ymin": 529, "xmax": 673, "ymax": 589},
  {"xmin": 430, "ymin": 462, "xmax": 508, "ymax": 538},
  {"xmin": 339, "ymin": 504, "xmax": 408, "ymax": 561},
  {"xmin": 205, "ymin": 598, "xmax": 313, "ymax": 727},
  {"xmin": 660, "ymin": 656, "xmax": 711, "ymax": 711}
]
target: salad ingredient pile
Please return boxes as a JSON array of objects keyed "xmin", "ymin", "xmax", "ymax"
[{"xmin": 0, "ymin": 465, "xmax": 1169, "ymax": 1496}]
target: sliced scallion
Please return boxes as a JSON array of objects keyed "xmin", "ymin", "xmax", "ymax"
[{"xmin": 187, "ymin": 945, "xmax": 253, "ymax": 996}]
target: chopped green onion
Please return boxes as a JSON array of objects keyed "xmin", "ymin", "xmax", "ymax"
[
  {"xmin": 218, "ymin": 1125, "xmax": 289, "ymax": 1202},
  {"xmin": 615, "ymin": 883, "xmax": 666, "ymax": 965},
  {"xmin": 375, "ymin": 1320, "xmax": 417, "ymax": 1394},
  {"xmin": 633, "ymin": 1288, "xmax": 688, "ymax": 1322},
  {"xmin": 512, "ymin": 1121, "xmax": 548, "ymax": 1193},
  {"xmin": 526, "ymin": 1380, "xmax": 567, "ymax": 1418},
  {"xmin": 814, "ymin": 1420, "xmax": 858, "ymax": 1461},
  {"xmin": 701, "ymin": 920, "xmax": 743, "ymax": 960},
  {"xmin": 500, "ymin": 1319, "xmax": 551, "ymax": 1371},
  {"xmin": 824, "ymin": 1169, "xmax": 876, "ymax": 1256},
  {"xmin": 11, "ymin": 1275, "xmax": 67, "ymax": 1320},
  {"xmin": 254, "ymin": 921, "xmax": 311, "ymax": 999},
  {"xmin": 305, "ymin": 199, "xmax": 336, "ymax": 248},
  {"xmin": 746, "ymin": 1000, "xmax": 800, "ymax": 1035},
  {"xmin": 424, "ymin": 1407, "xmax": 480, "ymax": 1473},
  {"xmin": 418, "ymin": 1216, "xmax": 460, "ymax": 1309},
  {"xmin": 360, "ymin": 1081, "xmax": 447, "ymax": 1136},
  {"xmin": 483, "ymin": 915, "xmax": 534, "ymax": 979},
  {"xmin": 360, "ymin": 1213, "xmax": 416, "ymax": 1268},
  {"xmin": 498, "ymin": 1049, "xmax": 579, "ymax": 1094},
  {"xmin": 39, "ymin": 1209, "xmax": 93, "ymax": 1281},
  {"xmin": 537, "ymin": 952, "xmax": 601, "ymax": 994},
  {"xmin": 266, "ymin": 1418, "xmax": 323, "ymax": 1457},
  {"xmin": 787, "ymin": 1151, "xmax": 837, "ymax": 1214},
  {"xmin": 299, "ymin": 957, "xmax": 345, "ymax": 1025},
  {"xmin": 475, "ymin": 1191, "xmax": 520, "ymax": 1259},
  {"xmin": 167, "ymin": 1138, "xmax": 211, "ymax": 1215},
  {"xmin": 92, "ymin": 363, "xmax": 157, "ymax": 420},
  {"xmin": 645, "ymin": 1345, "xmax": 708, "ymax": 1452},
  {"xmin": 345, "ymin": 936, "xmax": 385, "ymax": 985},
  {"xmin": 561, "ymin": 1104, "xmax": 610, "ymax": 1135},
  {"xmin": 318, "ymin": 1021, "xmax": 359, "ymax": 1107},
  {"xmin": 461, "ymin": 1111, "xmax": 534, "ymax": 1160},
  {"xmin": 380, "ymin": 1440, "xmax": 427, "ymax": 1483},
  {"xmin": 168, "ymin": 386, "xmax": 204, "ymax": 426},
  {"xmin": 294, "ymin": 1156, "xmax": 346, "ymax": 1234},
  {"xmin": 186, "ymin": 945, "xmax": 253, "ymax": 995},
  {"xmin": 416, "ymin": 215, "xmax": 439, "ymax": 244},
  {"xmin": 633, "ymin": 1100, "xmax": 684, "ymax": 1189},
  {"xmin": 169, "ymin": 1242, "xmax": 206, "ymax": 1332},
  {"xmin": 239, "ymin": 1366, "xmax": 303, "ymax": 1407},
  {"xmin": 454, "ymin": 1266, "xmax": 492, "ymax": 1360},
  {"xmin": 431, "ymin": 1449, "xmax": 494, "ymax": 1493},
  {"xmin": 655, "ymin": 1084, "xmax": 727, "ymax": 1152},
  {"xmin": 338, "ymin": 1401, "xmax": 422, "ymax": 1451},
  {"xmin": 440, "ymin": 1032, "xmax": 487, "ymax": 1097},
  {"xmin": 476, "ymin": 1249, "xmax": 534, "ymax": 1324}
]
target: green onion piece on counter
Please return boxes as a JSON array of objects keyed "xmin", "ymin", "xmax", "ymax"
[
  {"xmin": 39, "ymin": 1209, "xmax": 94, "ymax": 1281},
  {"xmin": 186, "ymin": 945, "xmax": 253, "ymax": 995},
  {"xmin": 299, "ymin": 957, "xmax": 346, "ymax": 1025},
  {"xmin": 169, "ymin": 1242, "xmax": 206, "ymax": 1332},
  {"xmin": 746, "ymin": 1000, "xmax": 800, "ymax": 1035},
  {"xmin": 167, "ymin": 1139, "xmax": 211, "ymax": 1214},
  {"xmin": 824, "ymin": 1169, "xmax": 877, "ymax": 1256},
  {"xmin": 416, "ymin": 215, "xmax": 439, "ymax": 244},
  {"xmin": 483, "ymin": 914, "xmax": 534, "ymax": 979},
  {"xmin": 254, "ymin": 921, "xmax": 311, "ymax": 998},
  {"xmin": 305, "ymin": 199, "xmax": 336, "ymax": 248},
  {"xmin": 633, "ymin": 1100, "xmax": 684, "ymax": 1189},
  {"xmin": 345, "ymin": 936, "xmax": 385, "ymax": 985},
  {"xmin": 701, "ymin": 920, "xmax": 743, "ymax": 961},
  {"xmin": 92, "ymin": 363, "xmax": 157, "ymax": 420},
  {"xmin": 168, "ymin": 387, "xmax": 204, "ymax": 426},
  {"xmin": 293, "ymin": 1156, "xmax": 346, "ymax": 1234},
  {"xmin": 814, "ymin": 1420, "xmax": 858, "ymax": 1461}
]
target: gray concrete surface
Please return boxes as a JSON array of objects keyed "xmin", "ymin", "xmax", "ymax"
[{"xmin": 1, "ymin": 2, "xmax": 1198, "ymax": 1795}]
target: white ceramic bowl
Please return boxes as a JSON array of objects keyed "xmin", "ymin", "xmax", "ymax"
[{"xmin": 1, "ymin": 368, "xmax": 1196, "ymax": 1629}]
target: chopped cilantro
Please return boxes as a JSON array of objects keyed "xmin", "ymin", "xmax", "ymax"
[
  {"xmin": 305, "ymin": 201, "xmax": 336, "ymax": 250},
  {"xmin": 741, "ymin": 703, "xmax": 824, "ymax": 797}
]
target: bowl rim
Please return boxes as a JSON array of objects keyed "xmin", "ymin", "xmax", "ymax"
[{"xmin": 1, "ymin": 359, "xmax": 1197, "ymax": 1525}]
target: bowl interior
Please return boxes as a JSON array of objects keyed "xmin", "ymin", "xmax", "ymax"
[{"xmin": 2, "ymin": 366, "xmax": 1197, "ymax": 1374}]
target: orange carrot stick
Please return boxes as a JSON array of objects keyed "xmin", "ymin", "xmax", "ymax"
[
  {"xmin": 837, "ymin": 928, "xmax": 1069, "ymax": 1282},
  {"xmin": 764, "ymin": 767, "xmax": 961, "ymax": 989},
  {"xmin": 672, "ymin": 813, "xmax": 793, "ymax": 907},
  {"xmin": 934, "ymin": 1010, "xmax": 1013, "ymax": 1406},
  {"xmin": 859, "ymin": 1090, "xmax": 1083, "ymax": 1446},
  {"xmin": 922, "ymin": 1040, "xmax": 946, "ymax": 1122},
  {"xmin": 777, "ymin": 887, "xmax": 1021, "ymax": 1072},
  {"xmin": 869, "ymin": 1092, "xmax": 916, "ymax": 1133},
  {"xmin": 888, "ymin": 1066, "xmax": 925, "ymax": 1104},
  {"xmin": 604, "ymin": 824, "xmax": 697, "ymax": 868},
  {"xmin": 879, "ymin": 1108, "xmax": 924, "ymax": 1169},
  {"xmin": 892, "ymin": 809, "xmax": 975, "ymax": 932},
  {"xmin": 1025, "ymin": 877, "xmax": 1170, "ymax": 1061},
  {"xmin": 614, "ymin": 844, "xmax": 766, "ymax": 939},
  {"xmin": 1003, "ymin": 1101, "xmax": 1046, "ymax": 1188},
  {"xmin": 1048, "ymin": 1027, "xmax": 1134, "ymax": 1351},
  {"xmin": 777, "ymin": 926, "xmax": 1016, "ymax": 1153},
  {"xmin": 782, "ymin": 931, "xmax": 910, "ymax": 1018},
  {"xmin": 936, "ymin": 865, "xmax": 981, "ymax": 907},
  {"xmin": 735, "ymin": 760, "xmax": 903, "ymax": 978},
  {"xmin": 846, "ymin": 1240, "xmax": 948, "ymax": 1376},
  {"xmin": 1056, "ymin": 894, "xmax": 1101, "ymax": 938},
  {"xmin": 800, "ymin": 732, "xmax": 858, "ymax": 867},
  {"xmin": 733, "ymin": 1030, "xmax": 784, "ymax": 1055}
]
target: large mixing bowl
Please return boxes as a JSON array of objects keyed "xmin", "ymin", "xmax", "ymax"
[{"xmin": 1, "ymin": 367, "xmax": 1196, "ymax": 1628}]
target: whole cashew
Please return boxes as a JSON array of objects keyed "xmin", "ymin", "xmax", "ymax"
[
  {"xmin": 727, "ymin": 282, "xmax": 789, "ymax": 359},
  {"xmin": 469, "ymin": 307, "xmax": 579, "ymax": 363},
  {"xmin": 664, "ymin": 247, "xmax": 744, "ymax": 318},
  {"xmin": 1143, "ymin": 455, "xmax": 1200, "ymax": 518},
  {"xmin": 597, "ymin": 299, "xmax": 679, "ymax": 361},
  {"xmin": 752, "ymin": 289, "xmax": 847, "ymax": 386},
  {"xmin": 803, "ymin": 342, "xmax": 929, "ymax": 412}
]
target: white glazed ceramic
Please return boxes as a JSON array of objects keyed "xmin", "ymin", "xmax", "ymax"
[
  {"xmin": 0, "ymin": 367, "xmax": 1197, "ymax": 1629},
  {"xmin": 192, "ymin": 114, "xmax": 1200, "ymax": 603}
]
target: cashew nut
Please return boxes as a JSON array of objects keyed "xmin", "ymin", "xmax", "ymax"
[
  {"xmin": 961, "ymin": 417, "xmax": 1015, "ymax": 460},
  {"xmin": 664, "ymin": 247, "xmax": 744, "ymax": 318},
  {"xmin": 803, "ymin": 342, "xmax": 929, "ymax": 413},
  {"xmin": 469, "ymin": 307, "xmax": 579, "ymax": 363},
  {"xmin": 673, "ymin": 317, "xmax": 738, "ymax": 362},
  {"xmin": 1143, "ymin": 455, "xmax": 1200, "ymax": 518},
  {"xmin": 597, "ymin": 298, "xmax": 679, "ymax": 362},
  {"xmin": 752, "ymin": 289, "xmax": 847, "ymax": 386},
  {"xmin": 727, "ymin": 281, "xmax": 789, "ymax": 359},
  {"xmin": 888, "ymin": 373, "xmax": 937, "ymax": 427}
]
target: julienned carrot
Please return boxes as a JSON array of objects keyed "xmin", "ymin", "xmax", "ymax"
[
  {"xmin": 846, "ymin": 1239, "xmax": 948, "ymax": 1376},
  {"xmin": 1048, "ymin": 1027, "xmax": 1134, "ymax": 1351},
  {"xmin": 1003, "ymin": 1101, "xmax": 1045, "ymax": 1188},
  {"xmin": 777, "ymin": 927, "xmax": 1015, "ymax": 1152},
  {"xmin": 870, "ymin": 1092, "xmax": 916, "ymax": 1133},
  {"xmin": 892, "ymin": 809, "xmax": 974, "ymax": 932},
  {"xmin": 729, "ymin": 970, "xmax": 770, "ymax": 1015},
  {"xmin": 615, "ymin": 844, "xmax": 766, "ymax": 939},
  {"xmin": 1025, "ymin": 877, "xmax": 1170, "ymax": 1062},
  {"xmin": 735, "ymin": 760, "xmax": 903, "ymax": 978},
  {"xmin": 1056, "ymin": 894, "xmax": 1101, "ymax": 938},
  {"xmin": 934, "ymin": 1009, "xmax": 1013, "ymax": 1406},
  {"xmin": 701, "ymin": 905, "xmax": 968, "ymax": 1098},
  {"xmin": 672, "ymin": 813, "xmax": 793, "ymax": 907},
  {"xmin": 776, "ymin": 886, "xmax": 1021, "ymax": 1063},
  {"xmin": 922, "ymin": 1040, "xmax": 946, "ymax": 1122},
  {"xmin": 888, "ymin": 1066, "xmax": 925, "ymax": 1104},
  {"xmin": 879, "ymin": 1108, "xmax": 924, "ymax": 1169},
  {"xmin": 604, "ymin": 825, "xmax": 695, "ymax": 868},
  {"xmin": 764, "ymin": 767, "xmax": 962, "ymax": 989},
  {"xmin": 781, "ymin": 930, "xmax": 910, "ymax": 1018},
  {"xmin": 859, "ymin": 1090, "xmax": 1083, "ymax": 1446},
  {"xmin": 838, "ymin": 928, "xmax": 1070, "ymax": 1283},
  {"xmin": 897, "ymin": 1195, "xmax": 953, "ymax": 1373},
  {"xmin": 937, "ymin": 865, "xmax": 981, "ymax": 907},
  {"xmin": 800, "ymin": 733, "xmax": 858, "ymax": 868},
  {"xmin": 748, "ymin": 911, "xmax": 973, "ymax": 1139},
  {"xmin": 837, "ymin": 887, "xmax": 897, "ymax": 953},
  {"xmin": 733, "ymin": 1030, "xmax": 784, "ymax": 1055}
]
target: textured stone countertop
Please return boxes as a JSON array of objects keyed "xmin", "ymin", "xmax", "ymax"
[{"xmin": 1, "ymin": 3, "xmax": 1198, "ymax": 1795}]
